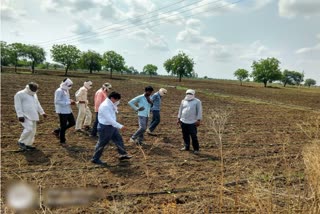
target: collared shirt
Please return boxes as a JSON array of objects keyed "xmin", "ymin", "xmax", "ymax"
[
  {"xmin": 54, "ymin": 88, "xmax": 72, "ymax": 114},
  {"xmin": 178, "ymin": 98, "xmax": 202, "ymax": 124},
  {"xmin": 94, "ymin": 88, "xmax": 107, "ymax": 112},
  {"xmin": 75, "ymin": 86, "xmax": 88, "ymax": 103},
  {"xmin": 128, "ymin": 94, "xmax": 152, "ymax": 117},
  {"xmin": 151, "ymin": 92, "xmax": 161, "ymax": 111},
  {"xmin": 14, "ymin": 89, "xmax": 45, "ymax": 121},
  {"xmin": 98, "ymin": 98, "xmax": 123, "ymax": 129}
]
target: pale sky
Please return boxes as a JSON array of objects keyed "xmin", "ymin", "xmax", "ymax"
[{"xmin": 1, "ymin": 0, "xmax": 320, "ymax": 84}]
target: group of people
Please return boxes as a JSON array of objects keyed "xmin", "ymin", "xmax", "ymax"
[{"xmin": 14, "ymin": 78, "xmax": 203, "ymax": 164}]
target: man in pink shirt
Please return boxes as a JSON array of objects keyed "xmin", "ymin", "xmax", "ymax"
[{"xmin": 90, "ymin": 83, "xmax": 112, "ymax": 138}]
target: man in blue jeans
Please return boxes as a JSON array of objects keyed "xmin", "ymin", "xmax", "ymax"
[
  {"xmin": 147, "ymin": 88, "xmax": 167, "ymax": 135},
  {"xmin": 91, "ymin": 92, "xmax": 132, "ymax": 165},
  {"xmin": 128, "ymin": 86, "xmax": 154, "ymax": 145},
  {"xmin": 177, "ymin": 89, "xmax": 202, "ymax": 154}
]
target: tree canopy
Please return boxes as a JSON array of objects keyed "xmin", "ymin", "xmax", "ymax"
[
  {"xmin": 281, "ymin": 70, "xmax": 304, "ymax": 87},
  {"xmin": 102, "ymin": 51, "xmax": 125, "ymax": 79},
  {"xmin": 51, "ymin": 44, "xmax": 81, "ymax": 76},
  {"xmin": 234, "ymin": 68, "xmax": 249, "ymax": 86},
  {"xmin": 163, "ymin": 51, "xmax": 195, "ymax": 82},
  {"xmin": 304, "ymin": 78, "xmax": 317, "ymax": 87},
  {"xmin": 143, "ymin": 64, "xmax": 158, "ymax": 77},
  {"xmin": 251, "ymin": 57, "xmax": 282, "ymax": 87},
  {"xmin": 78, "ymin": 50, "xmax": 102, "ymax": 74},
  {"xmin": 24, "ymin": 45, "xmax": 46, "ymax": 74}
]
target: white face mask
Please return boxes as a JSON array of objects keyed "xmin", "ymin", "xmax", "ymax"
[
  {"xmin": 185, "ymin": 94, "xmax": 194, "ymax": 100},
  {"xmin": 114, "ymin": 100, "xmax": 120, "ymax": 106}
]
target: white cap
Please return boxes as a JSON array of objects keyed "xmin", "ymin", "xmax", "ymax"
[
  {"xmin": 186, "ymin": 89, "xmax": 195, "ymax": 95},
  {"xmin": 84, "ymin": 81, "xmax": 93, "ymax": 89},
  {"xmin": 159, "ymin": 88, "xmax": 167, "ymax": 96}
]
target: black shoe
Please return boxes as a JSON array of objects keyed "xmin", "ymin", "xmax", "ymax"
[
  {"xmin": 60, "ymin": 141, "xmax": 66, "ymax": 144},
  {"xmin": 26, "ymin": 145, "xmax": 36, "ymax": 150},
  {"xmin": 17, "ymin": 142, "xmax": 26, "ymax": 150},
  {"xmin": 52, "ymin": 130, "xmax": 59, "ymax": 138},
  {"xmin": 91, "ymin": 159, "xmax": 106, "ymax": 165},
  {"xmin": 180, "ymin": 147, "xmax": 189, "ymax": 151},
  {"xmin": 119, "ymin": 155, "xmax": 132, "ymax": 160}
]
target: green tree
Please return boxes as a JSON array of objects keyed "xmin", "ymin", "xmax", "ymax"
[
  {"xmin": 281, "ymin": 70, "xmax": 304, "ymax": 87},
  {"xmin": 102, "ymin": 50, "xmax": 125, "ymax": 79},
  {"xmin": 251, "ymin": 57, "xmax": 282, "ymax": 87},
  {"xmin": 51, "ymin": 44, "xmax": 81, "ymax": 76},
  {"xmin": 24, "ymin": 45, "xmax": 46, "ymax": 74},
  {"xmin": 304, "ymin": 78, "xmax": 316, "ymax": 87},
  {"xmin": 234, "ymin": 68, "xmax": 249, "ymax": 86},
  {"xmin": 143, "ymin": 64, "xmax": 158, "ymax": 77},
  {"xmin": 79, "ymin": 50, "xmax": 102, "ymax": 74},
  {"xmin": 8, "ymin": 42, "xmax": 26, "ymax": 73},
  {"xmin": 0, "ymin": 41, "xmax": 11, "ymax": 71},
  {"xmin": 163, "ymin": 51, "xmax": 195, "ymax": 82}
]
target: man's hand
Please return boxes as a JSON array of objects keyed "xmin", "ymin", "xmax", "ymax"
[
  {"xmin": 177, "ymin": 119, "xmax": 181, "ymax": 126},
  {"xmin": 120, "ymin": 126, "xmax": 126, "ymax": 131},
  {"xmin": 195, "ymin": 120, "xmax": 201, "ymax": 127},
  {"xmin": 18, "ymin": 117, "xmax": 25, "ymax": 123},
  {"xmin": 42, "ymin": 113, "xmax": 48, "ymax": 119},
  {"xmin": 138, "ymin": 107, "xmax": 145, "ymax": 111},
  {"xmin": 70, "ymin": 99, "xmax": 76, "ymax": 105}
]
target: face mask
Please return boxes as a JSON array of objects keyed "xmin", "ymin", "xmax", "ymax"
[
  {"xmin": 185, "ymin": 94, "xmax": 194, "ymax": 101},
  {"xmin": 114, "ymin": 100, "xmax": 120, "ymax": 106}
]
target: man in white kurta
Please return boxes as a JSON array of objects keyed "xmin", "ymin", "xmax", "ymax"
[
  {"xmin": 14, "ymin": 82, "xmax": 47, "ymax": 150},
  {"xmin": 75, "ymin": 81, "xmax": 93, "ymax": 131}
]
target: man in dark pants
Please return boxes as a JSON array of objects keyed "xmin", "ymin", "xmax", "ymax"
[
  {"xmin": 177, "ymin": 89, "xmax": 202, "ymax": 154},
  {"xmin": 147, "ymin": 88, "xmax": 167, "ymax": 135},
  {"xmin": 53, "ymin": 78, "xmax": 76, "ymax": 144},
  {"xmin": 91, "ymin": 92, "xmax": 132, "ymax": 165}
]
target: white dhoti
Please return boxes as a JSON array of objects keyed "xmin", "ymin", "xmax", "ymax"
[{"xmin": 18, "ymin": 118, "xmax": 37, "ymax": 146}]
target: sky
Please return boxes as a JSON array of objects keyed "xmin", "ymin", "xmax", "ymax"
[{"xmin": 1, "ymin": 0, "xmax": 320, "ymax": 84}]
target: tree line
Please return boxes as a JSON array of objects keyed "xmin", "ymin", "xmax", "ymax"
[
  {"xmin": 234, "ymin": 57, "xmax": 317, "ymax": 87},
  {"xmin": 1, "ymin": 41, "xmax": 195, "ymax": 81}
]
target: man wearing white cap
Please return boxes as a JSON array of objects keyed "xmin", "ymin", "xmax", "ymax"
[
  {"xmin": 177, "ymin": 89, "xmax": 202, "ymax": 154},
  {"xmin": 14, "ymin": 82, "xmax": 47, "ymax": 150},
  {"xmin": 53, "ymin": 78, "xmax": 76, "ymax": 144},
  {"xmin": 75, "ymin": 80, "xmax": 93, "ymax": 132},
  {"xmin": 147, "ymin": 88, "xmax": 167, "ymax": 135},
  {"xmin": 90, "ymin": 82, "xmax": 112, "ymax": 138}
]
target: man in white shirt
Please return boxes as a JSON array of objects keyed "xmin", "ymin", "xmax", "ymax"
[
  {"xmin": 91, "ymin": 92, "xmax": 132, "ymax": 165},
  {"xmin": 14, "ymin": 82, "xmax": 47, "ymax": 150}
]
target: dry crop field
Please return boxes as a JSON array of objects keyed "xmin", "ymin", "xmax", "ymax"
[{"xmin": 1, "ymin": 70, "xmax": 320, "ymax": 213}]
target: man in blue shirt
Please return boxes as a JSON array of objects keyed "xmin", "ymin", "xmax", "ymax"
[
  {"xmin": 128, "ymin": 86, "xmax": 154, "ymax": 145},
  {"xmin": 147, "ymin": 88, "xmax": 167, "ymax": 135}
]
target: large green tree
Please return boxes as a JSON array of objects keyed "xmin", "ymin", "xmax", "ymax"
[
  {"xmin": 304, "ymin": 78, "xmax": 316, "ymax": 87},
  {"xmin": 163, "ymin": 51, "xmax": 195, "ymax": 82},
  {"xmin": 8, "ymin": 42, "xmax": 26, "ymax": 73},
  {"xmin": 51, "ymin": 44, "xmax": 81, "ymax": 76},
  {"xmin": 78, "ymin": 50, "xmax": 102, "ymax": 74},
  {"xmin": 0, "ymin": 41, "xmax": 10, "ymax": 71},
  {"xmin": 251, "ymin": 57, "xmax": 282, "ymax": 87},
  {"xmin": 234, "ymin": 68, "xmax": 249, "ymax": 86},
  {"xmin": 102, "ymin": 50, "xmax": 125, "ymax": 79},
  {"xmin": 143, "ymin": 64, "xmax": 158, "ymax": 77},
  {"xmin": 281, "ymin": 70, "xmax": 304, "ymax": 87},
  {"xmin": 24, "ymin": 45, "xmax": 46, "ymax": 74}
]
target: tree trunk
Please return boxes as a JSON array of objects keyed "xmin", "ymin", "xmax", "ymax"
[
  {"xmin": 65, "ymin": 65, "xmax": 69, "ymax": 76},
  {"xmin": 240, "ymin": 80, "xmax": 242, "ymax": 86},
  {"xmin": 263, "ymin": 81, "xmax": 267, "ymax": 87},
  {"xmin": 15, "ymin": 59, "xmax": 17, "ymax": 73},
  {"xmin": 283, "ymin": 82, "xmax": 287, "ymax": 87},
  {"xmin": 179, "ymin": 74, "xmax": 182, "ymax": 82},
  {"xmin": 31, "ymin": 62, "xmax": 35, "ymax": 74},
  {"xmin": 110, "ymin": 68, "xmax": 113, "ymax": 79},
  {"xmin": 90, "ymin": 67, "xmax": 93, "ymax": 74}
]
